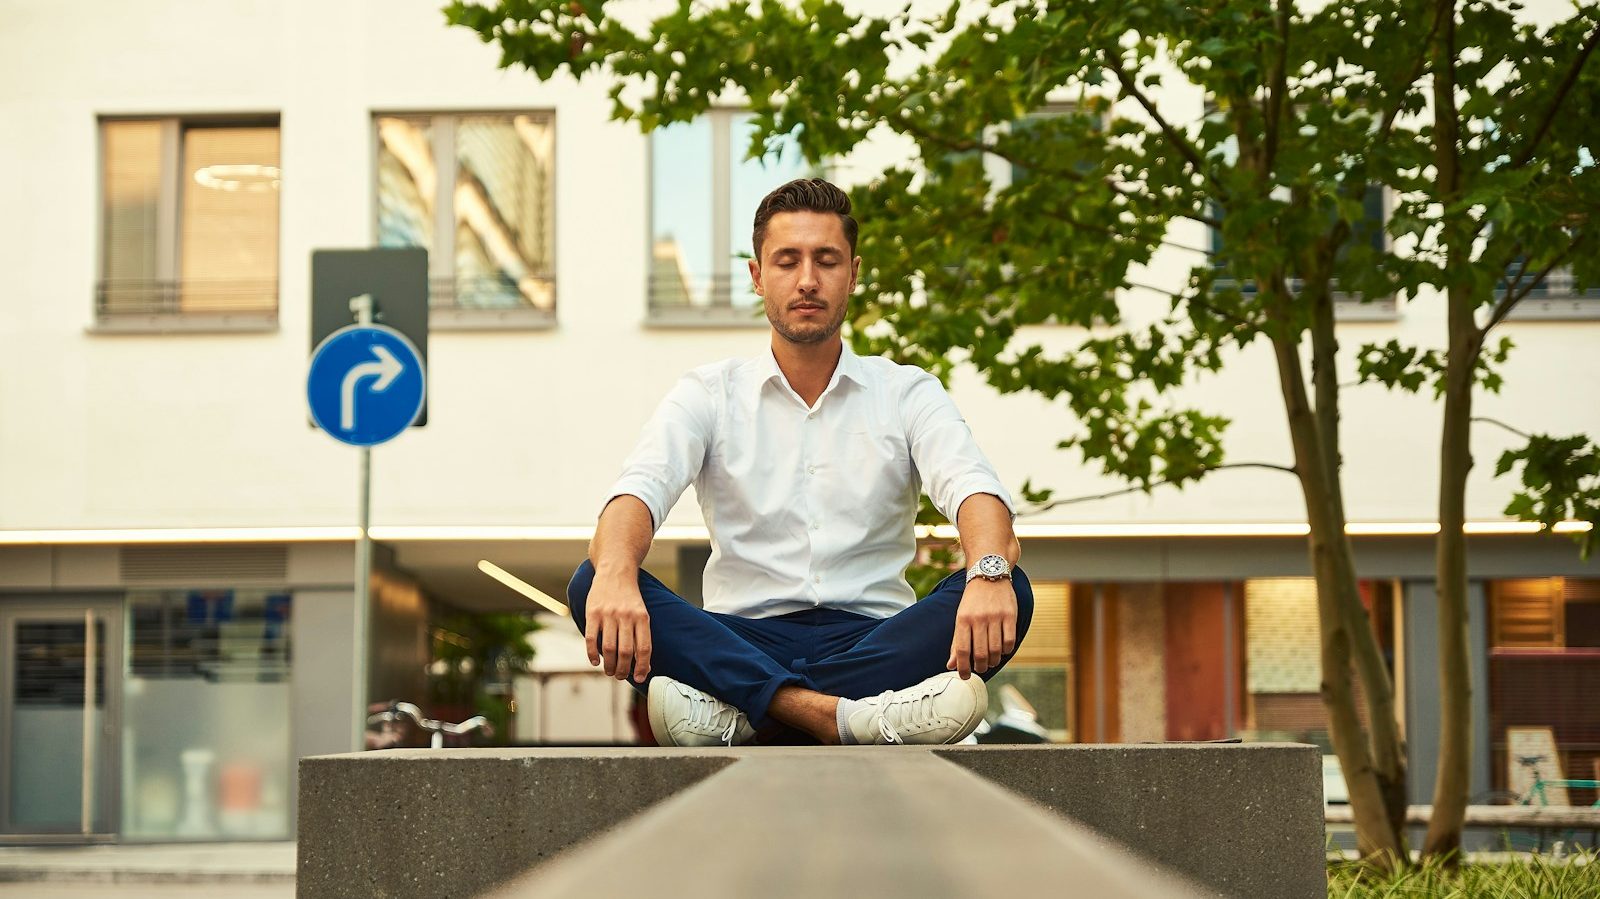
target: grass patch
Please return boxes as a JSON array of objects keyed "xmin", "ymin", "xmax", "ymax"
[{"xmin": 1328, "ymin": 852, "xmax": 1600, "ymax": 898}]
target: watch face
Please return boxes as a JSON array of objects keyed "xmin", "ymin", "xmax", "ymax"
[{"xmin": 980, "ymin": 555, "xmax": 1007, "ymax": 577}]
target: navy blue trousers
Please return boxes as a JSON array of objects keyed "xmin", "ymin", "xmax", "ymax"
[{"xmin": 566, "ymin": 561, "xmax": 1033, "ymax": 740}]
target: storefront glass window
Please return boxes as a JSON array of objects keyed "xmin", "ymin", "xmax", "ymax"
[{"xmin": 121, "ymin": 590, "xmax": 292, "ymax": 841}]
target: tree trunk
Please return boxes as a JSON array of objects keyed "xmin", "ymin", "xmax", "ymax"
[
  {"xmin": 1421, "ymin": 0, "xmax": 1477, "ymax": 860},
  {"xmin": 1424, "ymin": 321, "xmax": 1478, "ymax": 859},
  {"xmin": 1268, "ymin": 328, "xmax": 1409, "ymax": 866}
]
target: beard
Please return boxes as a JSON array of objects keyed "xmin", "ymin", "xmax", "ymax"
[{"xmin": 765, "ymin": 297, "xmax": 848, "ymax": 346}]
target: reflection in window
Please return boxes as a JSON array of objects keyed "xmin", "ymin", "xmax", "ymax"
[
  {"xmin": 180, "ymin": 127, "xmax": 281, "ymax": 311},
  {"xmin": 650, "ymin": 111, "xmax": 812, "ymax": 314},
  {"xmin": 122, "ymin": 590, "xmax": 292, "ymax": 841},
  {"xmin": 98, "ymin": 118, "xmax": 280, "ymax": 317},
  {"xmin": 376, "ymin": 113, "xmax": 555, "ymax": 313}
]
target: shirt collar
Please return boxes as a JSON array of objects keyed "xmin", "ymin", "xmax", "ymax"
[{"xmin": 750, "ymin": 340, "xmax": 868, "ymax": 404}]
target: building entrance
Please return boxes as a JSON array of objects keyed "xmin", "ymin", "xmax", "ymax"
[{"xmin": 0, "ymin": 598, "xmax": 123, "ymax": 841}]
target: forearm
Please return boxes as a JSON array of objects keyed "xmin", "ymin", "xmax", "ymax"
[
  {"xmin": 589, "ymin": 494, "xmax": 655, "ymax": 578},
  {"xmin": 955, "ymin": 493, "xmax": 1020, "ymax": 566}
]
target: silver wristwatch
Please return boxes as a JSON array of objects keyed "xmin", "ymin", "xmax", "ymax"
[{"xmin": 966, "ymin": 554, "xmax": 1013, "ymax": 583}]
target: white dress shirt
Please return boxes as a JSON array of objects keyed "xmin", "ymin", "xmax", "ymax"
[{"xmin": 603, "ymin": 342, "xmax": 1013, "ymax": 619}]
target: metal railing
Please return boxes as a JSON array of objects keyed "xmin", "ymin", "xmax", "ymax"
[
  {"xmin": 428, "ymin": 274, "xmax": 555, "ymax": 312},
  {"xmin": 96, "ymin": 280, "xmax": 278, "ymax": 316},
  {"xmin": 648, "ymin": 273, "xmax": 765, "ymax": 321}
]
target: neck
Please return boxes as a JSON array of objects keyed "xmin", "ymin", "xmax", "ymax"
[{"xmin": 771, "ymin": 334, "xmax": 843, "ymax": 407}]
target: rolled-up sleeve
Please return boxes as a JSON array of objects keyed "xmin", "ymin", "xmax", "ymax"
[
  {"xmin": 902, "ymin": 372, "xmax": 1014, "ymax": 525},
  {"xmin": 601, "ymin": 375, "xmax": 716, "ymax": 532}
]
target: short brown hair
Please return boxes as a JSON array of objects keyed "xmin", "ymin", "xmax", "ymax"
[{"xmin": 751, "ymin": 178, "xmax": 858, "ymax": 262}]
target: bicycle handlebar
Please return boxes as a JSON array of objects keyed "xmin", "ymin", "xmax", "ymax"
[{"xmin": 368, "ymin": 701, "xmax": 492, "ymax": 737}]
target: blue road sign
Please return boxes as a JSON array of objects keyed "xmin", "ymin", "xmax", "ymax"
[{"xmin": 307, "ymin": 325, "xmax": 426, "ymax": 447}]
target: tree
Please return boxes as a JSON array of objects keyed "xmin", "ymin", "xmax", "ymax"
[{"xmin": 445, "ymin": 0, "xmax": 1600, "ymax": 863}]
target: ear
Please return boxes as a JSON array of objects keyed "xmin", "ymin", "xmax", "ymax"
[
  {"xmin": 748, "ymin": 257, "xmax": 763, "ymax": 295},
  {"xmin": 849, "ymin": 255, "xmax": 861, "ymax": 293}
]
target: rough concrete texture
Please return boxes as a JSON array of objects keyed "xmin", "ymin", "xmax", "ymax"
[
  {"xmin": 937, "ymin": 743, "xmax": 1325, "ymax": 899},
  {"xmin": 297, "ymin": 743, "xmax": 1321, "ymax": 899},
  {"xmin": 485, "ymin": 749, "xmax": 1212, "ymax": 899},
  {"xmin": 295, "ymin": 748, "xmax": 735, "ymax": 899}
]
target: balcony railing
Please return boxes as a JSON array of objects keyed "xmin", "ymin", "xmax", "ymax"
[
  {"xmin": 96, "ymin": 280, "xmax": 278, "ymax": 316},
  {"xmin": 647, "ymin": 273, "xmax": 767, "ymax": 326}
]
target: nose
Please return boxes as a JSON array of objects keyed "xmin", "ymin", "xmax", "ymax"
[{"xmin": 796, "ymin": 262, "xmax": 820, "ymax": 294}]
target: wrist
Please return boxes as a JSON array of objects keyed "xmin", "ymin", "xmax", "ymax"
[{"xmin": 593, "ymin": 559, "xmax": 640, "ymax": 581}]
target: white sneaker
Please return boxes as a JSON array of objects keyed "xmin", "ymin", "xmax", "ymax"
[
  {"xmin": 646, "ymin": 676, "xmax": 756, "ymax": 747},
  {"xmin": 844, "ymin": 671, "xmax": 988, "ymax": 745}
]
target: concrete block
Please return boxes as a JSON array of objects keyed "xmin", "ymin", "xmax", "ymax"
[
  {"xmin": 937, "ymin": 743, "xmax": 1324, "ymax": 899},
  {"xmin": 295, "ymin": 748, "xmax": 735, "ymax": 899},
  {"xmin": 485, "ymin": 749, "xmax": 1212, "ymax": 899},
  {"xmin": 296, "ymin": 743, "xmax": 1322, "ymax": 899}
]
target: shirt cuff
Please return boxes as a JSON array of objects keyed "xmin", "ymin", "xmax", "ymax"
[
  {"xmin": 600, "ymin": 475, "xmax": 670, "ymax": 534},
  {"xmin": 943, "ymin": 478, "xmax": 1017, "ymax": 525}
]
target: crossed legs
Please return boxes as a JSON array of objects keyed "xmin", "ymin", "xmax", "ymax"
[{"xmin": 566, "ymin": 561, "xmax": 1035, "ymax": 743}]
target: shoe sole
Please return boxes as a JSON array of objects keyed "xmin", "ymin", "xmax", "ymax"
[
  {"xmin": 646, "ymin": 678, "xmax": 679, "ymax": 747},
  {"xmin": 944, "ymin": 675, "xmax": 989, "ymax": 744}
]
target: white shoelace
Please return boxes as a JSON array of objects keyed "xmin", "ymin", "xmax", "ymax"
[
  {"xmin": 681, "ymin": 685, "xmax": 742, "ymax": 746},
  {"xmin": 869, "ymin": 682, "xmax": 943, "ymax": 744}
]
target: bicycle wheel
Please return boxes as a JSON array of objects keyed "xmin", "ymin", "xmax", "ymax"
[{"xmin": 1471, "ymin": 790, "xmax": 1537, "ymax": 854}]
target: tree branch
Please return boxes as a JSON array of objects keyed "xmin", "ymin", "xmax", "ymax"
[
  {"xmin": 1263, "ymin": 0, "xmax": 1291, "ymax": 172},
  {"xmin": 1017, "ymin": 462, "xmax": 1298, "ymax": 515},
  {"xmin": 1100, "ymin": 48, "xmax": 1226, "ymax": 199},
  {"xmin": 1480, "ymin": 237, "xmax": 1581, "ymax": 336},
  {"xmin": 1471, "ymin": 416, "xmax": 1532, "ymax": 440},
  {"xmin": 1508, "ymin": 24, "xmax": 1600, "ymax": 170}
]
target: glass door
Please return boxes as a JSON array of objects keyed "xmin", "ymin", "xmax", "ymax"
[{"xmin": 0, "ymin": 600, "xmax": 122, "ymax": 839}]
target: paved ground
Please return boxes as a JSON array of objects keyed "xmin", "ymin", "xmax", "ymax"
[
  {"xmin": 0, "ymin": 883, "xmax": 294, "ymax": 898},
  {"xmin": 0, "ymin": 841, "xmax": 294, "ymax": 896}
]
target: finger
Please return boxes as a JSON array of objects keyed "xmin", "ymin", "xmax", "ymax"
[
  {"xmin": 1002, "ymin": 615, "xmax": 1017, "ymax": 657},
  {"xmin": 987, "ymin": 620, "xmax": 1004, "ymax": 670},
  {"xmin": 633, "ymin": 618, "xmax": 653, "ymax": 683},
  {"xmin": 601, "ymin": 622, "xmax": 619, "ymax": 677},
  {"xmin": 953, "ymin": 626, "xmax": 973, "ymax": 679},
  {"xmin": 616, "ymin": 620, "xmax": 636, "ymax": 682},
  {"xmin": 585, "ymin": 618, "xmax": 600, "ymax": 667},
  {"xmin": 947, "ymin": 623, "xmax": 967, "ymax": 671}
]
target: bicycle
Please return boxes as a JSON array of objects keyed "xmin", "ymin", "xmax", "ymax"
[
  {"xmin": 366, "ymin": 700, "xmax": 494, "ymax": 749},
  {"xmin": 1475, "ymin": 753, "xmax": 1600, "ymax": 855}
]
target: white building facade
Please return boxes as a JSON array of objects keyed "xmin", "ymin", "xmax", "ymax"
[{"xmin": 1, "ymin": 0, "xmax": 1597, "ymax": 843}]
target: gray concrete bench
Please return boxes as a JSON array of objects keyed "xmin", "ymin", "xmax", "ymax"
[{"xmin": 298, "ymin": 743, "xmax": 1322, "ymax": 899}]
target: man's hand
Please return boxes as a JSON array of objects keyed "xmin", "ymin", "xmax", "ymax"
[
  {"xmin": 584, "ymin": 571, "xmax": 653, "ymax": 683},
  {"xmin": 947, "ymin": 577, "xmax": 1018, "ymax": 679}
]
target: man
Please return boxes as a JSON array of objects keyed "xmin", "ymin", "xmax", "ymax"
[{"xmin": 568, "ymin": 178, "xmax": 1032, "ymax": 746}]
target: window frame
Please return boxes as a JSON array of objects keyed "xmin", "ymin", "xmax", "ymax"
[
  {"xmin": 370, "ymin": 109, "xmax": 559, "ymax": 332},
  {"xmin": 1496, "ymin": 263, "xmax": 1600, "ymax": 321},
  {"xmin": 644, "ymin": 107, "xmax": 822, "ymax": 328},
  {"xmin": 91, "ymin": 113, "xmax": 282, "ymax": 334}
]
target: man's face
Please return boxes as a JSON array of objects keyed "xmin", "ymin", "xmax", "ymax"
[{"xmin": 749, "ymin": 211, "xmax": 860, "ymax": 346}]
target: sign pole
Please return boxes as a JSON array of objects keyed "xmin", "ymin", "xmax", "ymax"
[{"xmin": 351, "ymin": 293, "xmax": 374, "ymax": 752}]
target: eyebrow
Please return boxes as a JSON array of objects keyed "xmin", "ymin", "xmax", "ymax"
[{"xmin": 770, "ymin": 246, "xmax": 845, "ymax": 258}]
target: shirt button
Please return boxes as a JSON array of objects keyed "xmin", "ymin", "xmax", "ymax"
[
  {"xmin": 806, "ymin": 465, "xmax": 816, "ymax": 475},
  {"xmin": 812, "ymin": 522, "xmax": 821, "ymax": 530},
  {"xmin": 813, "ymin": 575, "xmax": 822, "ymax": 584}
]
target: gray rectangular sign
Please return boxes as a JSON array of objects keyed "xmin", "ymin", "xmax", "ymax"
[{"xmin": 312, "ymin": 248, "xmax": 429, "ymax": 427}]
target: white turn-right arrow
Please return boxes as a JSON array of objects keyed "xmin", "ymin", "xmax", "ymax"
[{"xmin": 340, "ymin": 344, "xmax": 404, "ymax": 432}]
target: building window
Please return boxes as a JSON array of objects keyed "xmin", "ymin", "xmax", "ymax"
[
  {"xmin": 1208, "ymin": 184, "xmax": 1394, "ymax": 319},
  {"xmin": 98, "ymin": 118, "xmax": 280, "ymax": 328},
  {"xmin": 1497, "ymin": 262, "xmax": 1600, "ymax": 320},
  {"xmin": 376, "ymin": 113, "xmax": 556, "ymax": 325},
  {"xmin": 1487, "ymin": 578, "xmax": 1600, "ymax": 805},
  {"xmin": 122, "ymin": 589, "xmax": 293, "ymax": 840},
  {"xmin": 648, "ymin": 110, "xmax": 815, "ymax": 323}
]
